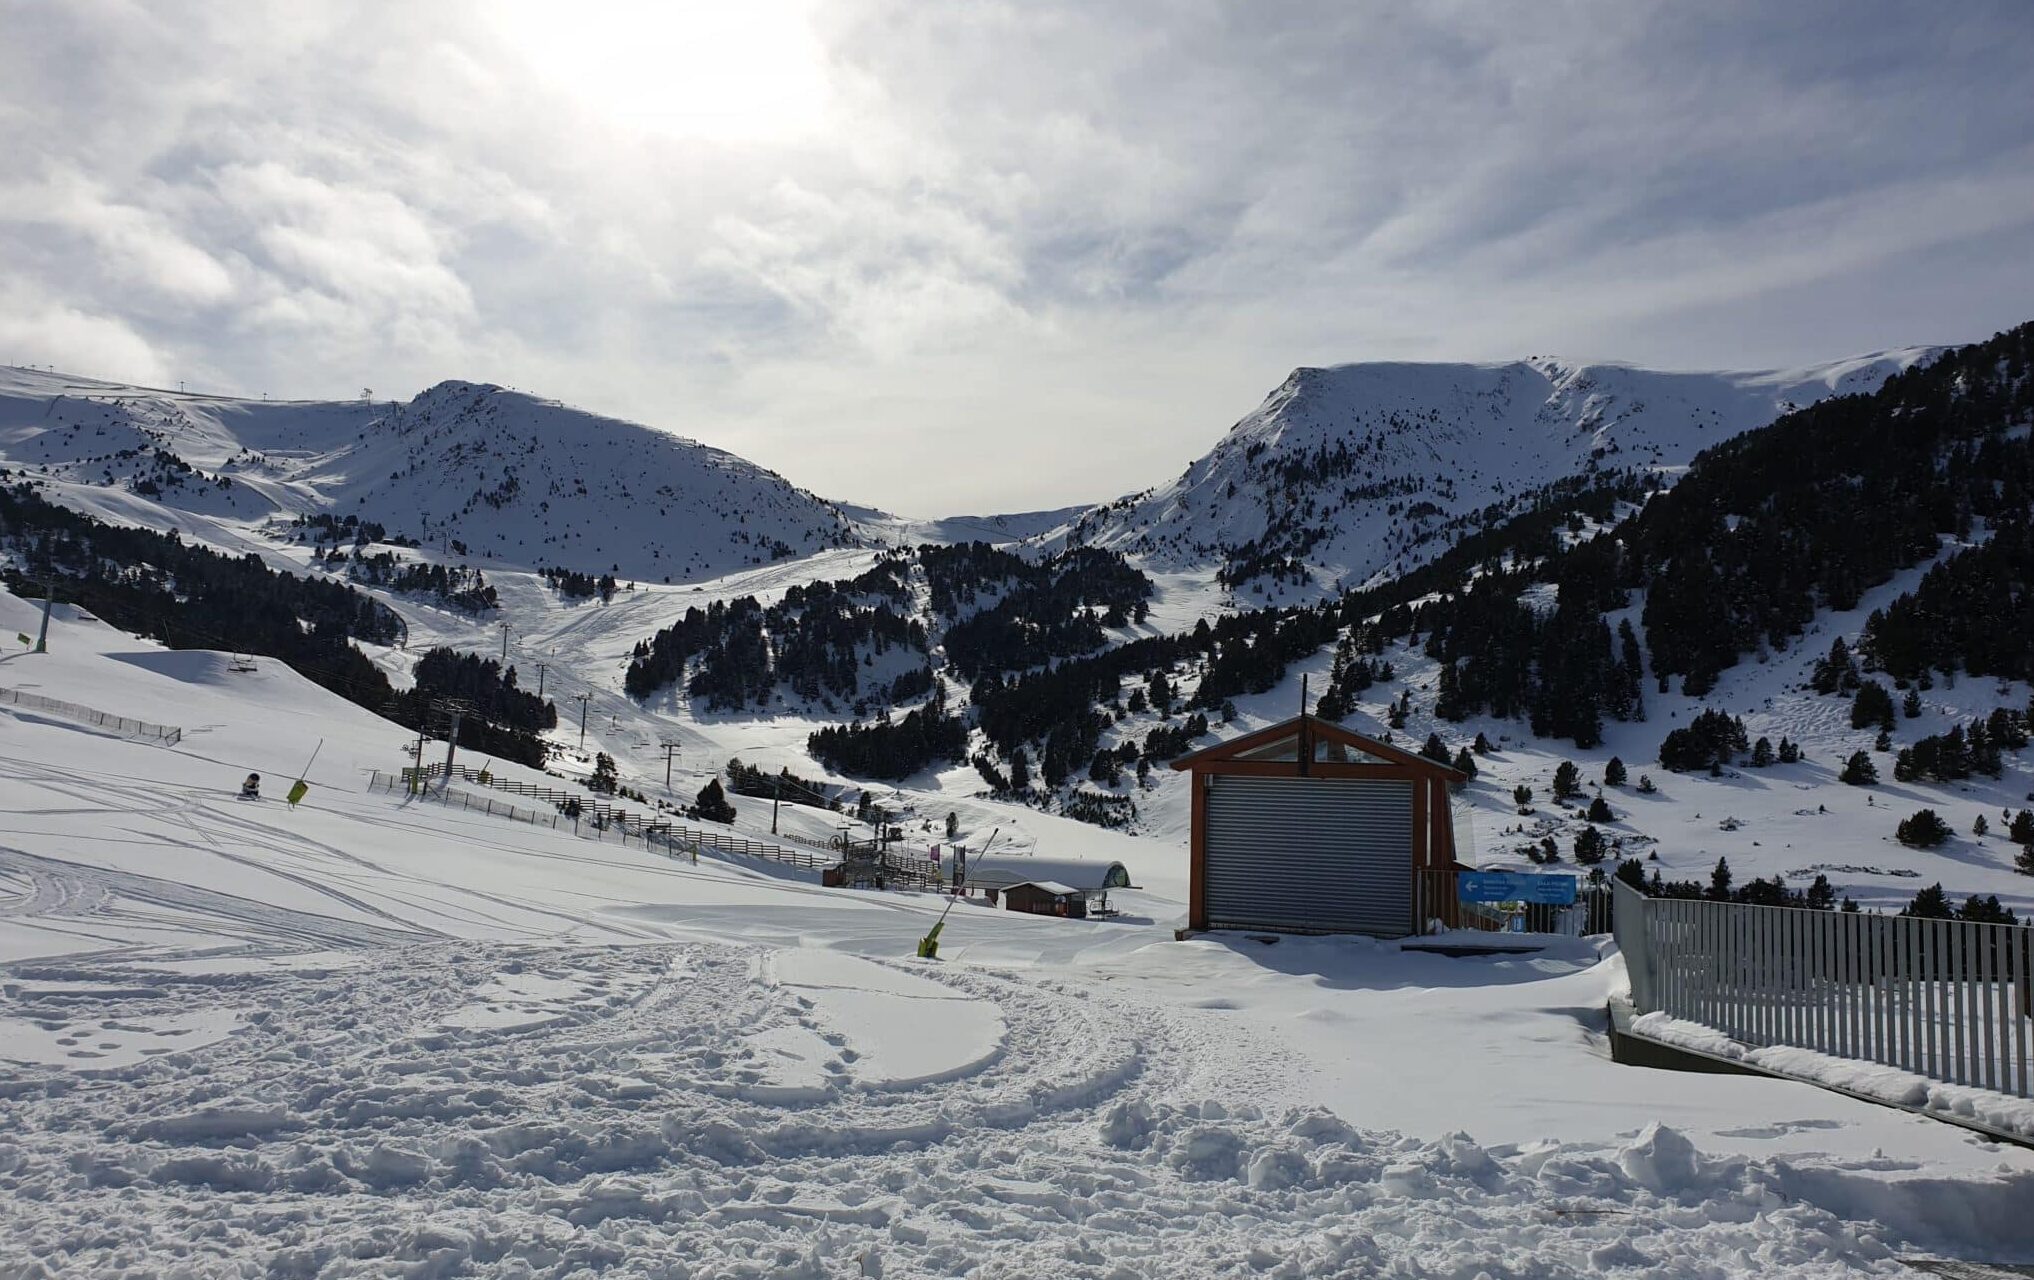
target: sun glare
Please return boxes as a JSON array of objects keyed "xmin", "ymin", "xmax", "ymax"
[{"xmin": 491, "ymin": 0, "xmax": 831, "ymax": 144}]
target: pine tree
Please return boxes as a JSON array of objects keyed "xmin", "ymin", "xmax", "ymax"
[
  {"xmin": 1902, "ymin": 686, "xmax": 1923, "ymax": 719},
  {"xmin": 1009, "ymin": 747, "xmax": 1032, "ymax": 792},
  {"xmin": 1574, "ymin": 825, "xmax": 1606, "ymax": 864},
  {"xmin": 1875, "ymin": 728, "xmax": 1892, "ymax": 752},
  {"xmin": 1552, "ymin": 760, "xmax": 1582, "ymax": 801},
  {"xmin": 1513, "ymin": 784, "xmax": 1534, "ymax": 808},
  {"xmin": 945, "ymin": 811, "xmax": 959, "ymax": 839},
  {"xmin": 1896, "ymin": 809, "xmax": 1950, "ymax": 848},
  {"xmin": 1900, "ymin": 882, "xmax": 1954, "ymax": 919},
  {"xmin": 1637, "ymin": 773, "xmax": 1657, "ymax": 794},
  {"xmin": 2012, "ymin": 809, "xmax": 2034, "ymax": 846},
  {"xmin": 1851, "ymin": 681, "xmax": 1895, "ymax": 731},
  {"xmin": 1604, "ymin": 756, "xmax": 1627, "ymax": 787},
  {"xmin": 1451, "ymin": 746, "xmax": 1477, "ymax": 778},
  {"xmin": 1587, "ymin": 795, "xmax": 1614, "ymax": 823},
  {"xmin": 1473, "ymin": 732, "xmax": 1494, "ymax": 755},
  {"xmin": 694, "ymin": 776, "xmax": 736, "ymax": 823},
  {"xmin": 1751, "ymin": 737, "xmax": 1774, "ymax": 767},
  {"xmin": 1812, "ymin": 637, "xmax": 1860, "ymax": 695},
  {"xmin": 1708, "ymin": 857, "xmax": 1733, "ymax": 901},
  {"xmin": 1958, "ymin": 894, "xmax": 2018, "ymax": 925},
  {"xmin": 1421, "ymin": 733, "xmax": 1451, "ymax": 765},
  {"xmin": 1974, "ymin": 814, "xmax": 1990, "ymax": 837},
  {"xmin": 1776, "ymin": 737, "xmax": 1801, "ymax": 764},
  {"xmin": 1839, "ymin": 750, "xmax": 1878, "ymax": 785}
]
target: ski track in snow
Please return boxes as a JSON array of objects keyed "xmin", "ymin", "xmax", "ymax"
[{"xmin": 8, "ymin": 938, "xmax": 2023, "ymax": 1279}]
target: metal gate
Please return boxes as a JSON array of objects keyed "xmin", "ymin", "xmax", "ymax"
[{"xmin": 1204, "ymin": 776, "xmax": 1414, "ymax": 936}]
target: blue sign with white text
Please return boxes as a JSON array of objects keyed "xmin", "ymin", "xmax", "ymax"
[{"xmin": 1459, "ymin": 872, "xmax": 1578, "ymax": 905}]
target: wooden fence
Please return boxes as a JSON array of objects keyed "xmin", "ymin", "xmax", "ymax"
[{"xmin": 378, "ymin": 762, "xmax": 942, "ymax": 887}]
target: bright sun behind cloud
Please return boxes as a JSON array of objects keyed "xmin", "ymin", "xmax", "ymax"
[{"xmin": 490, "ymin": 0, "xmax": 832, "ymax": 145}]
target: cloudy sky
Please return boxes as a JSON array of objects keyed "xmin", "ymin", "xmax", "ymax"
[{"xmin": 3, "ymin": 2, "xmax": 2032, "ymax": 514}]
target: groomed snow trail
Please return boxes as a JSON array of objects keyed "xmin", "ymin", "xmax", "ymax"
[{"xmin": 2, "ymin": 939, "xmax": 2008, "ymax": 1278}]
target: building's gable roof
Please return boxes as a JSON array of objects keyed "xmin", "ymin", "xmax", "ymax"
[{"xmin": 1168, "ymin": 713, "xmax": 1465, "ymax": 779}]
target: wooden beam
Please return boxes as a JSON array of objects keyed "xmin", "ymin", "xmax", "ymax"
[
  {"xmin": 1412, "ymin": 773, "xmax": 1428, "ymax": 868},
  {"xmin": 1189, "ymin": 771, "xmax": 1209, "ymax": 930},
  {"xmin": 1178, "ymin": 760, "xmax": 1431, "ymax": 781}
]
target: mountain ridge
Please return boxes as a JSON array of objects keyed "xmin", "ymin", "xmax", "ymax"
[
  {"xmin": 1058, "ymin": 348, "xmax": 1941, "ymax": 599},
  {"xmin": 0, "ymin": 369, "xmax": 865, "ymax": 583}
]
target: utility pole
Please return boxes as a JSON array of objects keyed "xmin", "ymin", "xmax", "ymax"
[
  {"xmin": 428, "ymin": 696, "xmax": 473, "ymax": 795},
  {"xmin": 33, "ymin": 576, "xmax": 55, "ymax": 653},
  {"xmin": 659, "ymin": 737, "xmax": 681, "ymax": 791},
  {"xmin": 410, "ymin": 734, "xmax": 426, "ymax": 794},
  {"xmin": 575, "ymin": 692, "xmax": 593, "ymax": 749},
  {"xmin": 771, "ymin": 772, "xmax": 781, "ymax": 835},
  {"xmin": 535, "ymin": 661, "xmax": 548, "ymax": 698},
  {"xmin": 498, "ymin": 620, "xmax": 511, "ymax": 662}
]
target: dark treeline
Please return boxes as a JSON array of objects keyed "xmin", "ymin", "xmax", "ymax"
[
  {"xmin": 1, "ymin": 480, "xmax": 401, "ymax": 705},
  {"xmin": 926, "ymin": 543, "xmax": 1151, "ymax": 680},
  {"xmin": 1379, "ymin": 322, "xmax": 2034, "ymax": 747},
  {"xmin": 396, "ymin": 649, "xmax": 556, "ymax": 768},
  {"xmin": 725, "ymin": 757, "xmax": 841, "ymax": 810},
  {"xmin": 807, "ymin": 682, "xmax": 969, "ymax": 780},
  {"xmin": 340, "ymin": 550, "xmax": 497, "ymax": 612},
  {"xmin": 1410, "ymin": 549, "xmax": 1646, "ymax": 748},
  {"xmin": 1892, "ymin": 711, "xmax": 2027, "ymax": 783},
  {"xmin": 623, "ymin": 558, "xmax": 921, "ymax": 710},
  {"xmin": 541, "ymin": 565, "xmax": 619, "ymax": 602},
  {"xmin": 0, "ymin": 482, "xmax": 553, "ymax": 765},
  {"xmin": 1630, "ymin": 324, "xmax": 2034, "ymax": 695},
  {"xmin": 292, "ymin": 512, "xmax": 394, "ymax": 546},
  {"xmin": 1861, "ymin": 517, "xmax": 2034, "ymax": 683}
]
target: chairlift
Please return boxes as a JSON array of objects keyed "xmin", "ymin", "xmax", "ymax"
[{"xmin": 229, "ymin": 653, "xmax": 258, "ymax": 673}]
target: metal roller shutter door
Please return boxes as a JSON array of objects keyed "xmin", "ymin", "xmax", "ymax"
[{"xmin": 1204, "ymin": 776, "xmax": 1413, "ymax": 936}]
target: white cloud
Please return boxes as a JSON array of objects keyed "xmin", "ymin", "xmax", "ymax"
[
  {"xmin": 1, "ymin": 0, "xmax": 2031, "ymax": 513},
  {"xmin": 0, "ymin": 282, "xmax": 170, "ymax": 385}
]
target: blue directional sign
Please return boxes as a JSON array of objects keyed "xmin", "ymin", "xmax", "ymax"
[{"xmin": 1458, "ymin": 871, "xmax": 1578, "ymax": 905}]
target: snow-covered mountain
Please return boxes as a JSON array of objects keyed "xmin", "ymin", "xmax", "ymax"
[
  {"xmin": 843, "ymin": 502, "xmax": 1091, "ymax": 549},
  {"xmin": 1062, "ymin": 350, "xmax": 1939, "ymax": 598},
  {"xmin": 0, "ymin": 368, "xmax": 864, "ymax": 582}
]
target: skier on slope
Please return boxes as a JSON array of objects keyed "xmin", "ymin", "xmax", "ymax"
[{"xmin": 239, "ymin": 772, "xmax": 261, "ymax": 800}]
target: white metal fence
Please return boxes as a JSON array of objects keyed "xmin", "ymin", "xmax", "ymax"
[
  {"xmin": 1614, "ymin": 879, "xmax": 2034, "ymax": 1098},
  {"xmin": 0, "ymin": 684, "xmax": 182, "ymax": 745}
]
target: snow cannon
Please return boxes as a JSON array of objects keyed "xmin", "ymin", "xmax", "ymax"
[{"xmin": 916, "ymin": 921, "xmax": 944, "ymax": 960}]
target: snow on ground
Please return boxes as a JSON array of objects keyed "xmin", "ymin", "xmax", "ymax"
[
  {"xmin": 1631, "ymin": 1010, "xmax": 2034, "ymax": 1144},
  {"xmin": 6, "ymin": 591, "xmax": 2034, "ymax": 1276}
]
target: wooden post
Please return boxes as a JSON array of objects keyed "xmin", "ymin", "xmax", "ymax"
[{"xmin": 1189, "ymin": 770, "xmax": 1210, "ymax": 930}]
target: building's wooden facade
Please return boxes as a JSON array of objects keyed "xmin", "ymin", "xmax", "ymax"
[{"xmin": 1170, "ymin": 714, "xmax": 1467, "ymax": 936}]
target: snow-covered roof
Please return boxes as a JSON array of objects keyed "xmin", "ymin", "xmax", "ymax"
[
  {"xmin": 1005, "ymin": 880, "xmax": 1077, "ymax": 896},
  {"xmin": 969, "ymin": 858, "xmax": 1130, "ymax": 891}
]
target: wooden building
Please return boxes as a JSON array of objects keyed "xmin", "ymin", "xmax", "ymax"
[
  {"xmin": 969, "ymin": 857, "xmax": 1131, "ymax": 916},
  {"xmin": 998, "ymin": 880, "xmax": 1089, "ymax": 919},
  {"xmin": 1170, "ymin": 714, "xmax": 1466, "ymax": 937}
]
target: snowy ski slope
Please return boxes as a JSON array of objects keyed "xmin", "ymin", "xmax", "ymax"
[{"xmin": 4, "ymin": 591, "xmax": 2034, "ymax": 1277}]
